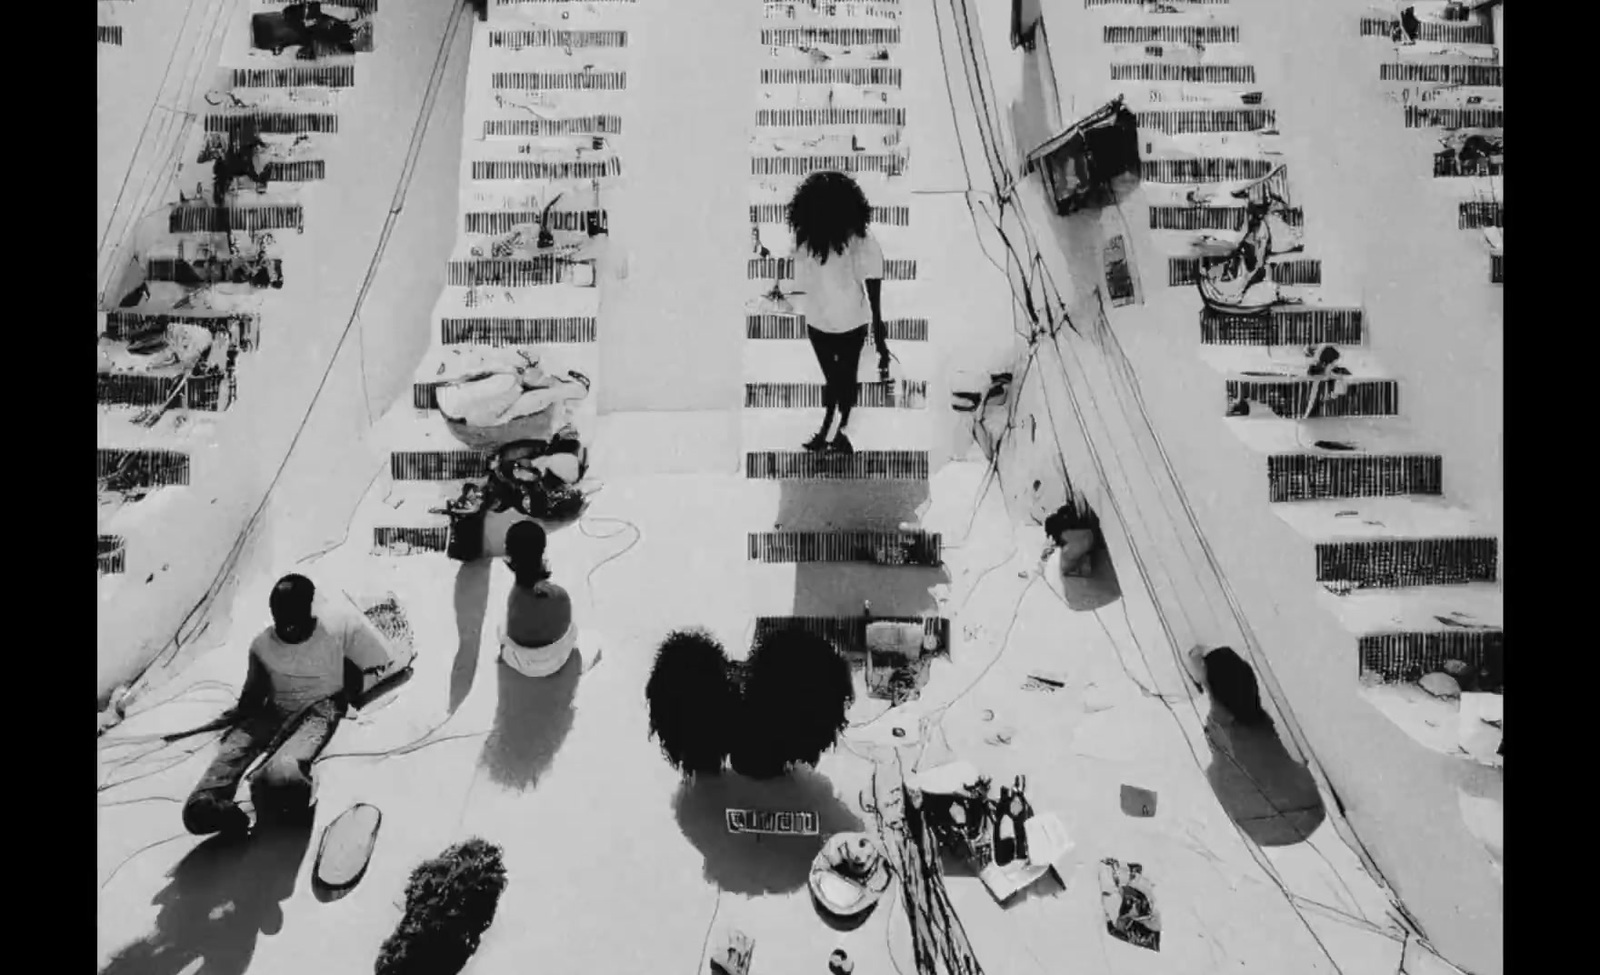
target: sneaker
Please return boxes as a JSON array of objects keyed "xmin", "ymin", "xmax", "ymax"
[
  {"xmin": 802, "ymin": 432, "xmax": 829, "ymax": 452},
  {"xmin": 827, "ymin": 433, "xmax": 854, "ymax": 456}
]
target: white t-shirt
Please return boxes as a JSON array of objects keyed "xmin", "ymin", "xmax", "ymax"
[
  {"xmin": 249, "ymin": 611, "xmax": 394, "ymax": 711},
  {"xmin": 791, "ymin": 230, "xmax": 885, "ymax": 334}
]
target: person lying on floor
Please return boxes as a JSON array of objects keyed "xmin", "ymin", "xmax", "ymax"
[
  {"xmin": 499, "ymin": 520, "xmax": 579, "ymax": 677},
  {"xmin": 182, "ymin": 574, "xmax": 393, "ymax": 836}
]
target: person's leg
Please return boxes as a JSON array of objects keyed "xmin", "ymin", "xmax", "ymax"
[
  {"xmin": 805, "ymin": 327, "xmax": 838, "ymax": 448},
  {"xmin": 831, "ymin": 325, "xmax": 869, "ymax": 439},
  {"xmin": 249, "ymin": 696, "xmax": 344, "ymax": 819},
  {"xmin": 183, "ymin": 709, "xmax": 283, "ymax": 835}
]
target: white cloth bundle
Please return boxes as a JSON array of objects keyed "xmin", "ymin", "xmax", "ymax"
[{"xmin": 499, "ymin": 622, "xmax": 578, "ymax": 678}]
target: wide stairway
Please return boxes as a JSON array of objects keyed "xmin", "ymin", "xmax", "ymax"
[{"xmin": 98, "ymin": 1, "xmax": 381, "ymax": 588}]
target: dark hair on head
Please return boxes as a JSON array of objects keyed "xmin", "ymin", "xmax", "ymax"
[
  {"xmin": 505, "ymin": 520, "xmax": 549, "ymax": 586},
  {"xmin": 645, "ymin": 629, "xmax": 738, "ymax": 776},
  {"xmin": 786, "ymin": 171, "xmax": 873, "ymax": 263},
  {"xmin": 269, "ymin": 574, "xmax": 315, "ymax": 618},
  {"xmin": 1203, "ymin": 646, "xmax": 1269, "ymax": 725},
  {"xmin": 731, "ymin": 627, "xmax": 854, "ymax": 778}
]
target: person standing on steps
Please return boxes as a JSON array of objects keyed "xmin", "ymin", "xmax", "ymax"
[{"xmin": 786, "ymin": 171, "xmax": 887, "ymax": 457}]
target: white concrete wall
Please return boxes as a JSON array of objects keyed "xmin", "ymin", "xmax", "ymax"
[{"xmin": 97, "ymin": 3, "xmax": 474, "ymax": 704}]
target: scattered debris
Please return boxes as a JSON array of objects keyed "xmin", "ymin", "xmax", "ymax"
[
  {"xmin": 828, "ymin": 948, "xmax": 854, "ymax": 975},
  {"xmin": 710, "ymin": 929, "xmax": 755, "ymax": 975},
  {"xmin": 1099, "ymin": 858, "xmax": 1161, "ymax": 952}
]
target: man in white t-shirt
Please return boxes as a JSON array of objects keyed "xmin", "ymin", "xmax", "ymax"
[
  {"xmin": 181, "ymin": 574, "xmax": 394, "ymax": 836},
  {"xmin": 786, "ymin": 171, "xmax": 889, "ymax": 455}
]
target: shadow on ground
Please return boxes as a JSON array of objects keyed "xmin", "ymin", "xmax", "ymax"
[
  {"xmin": 1203, "ymin": 701, "xmax": 1326, "ymax": 847},
  {"xmin": 449, "ymin": 559, "xmax": 493, "ymax": 715},
  {"xmin": 99, "ymin": 818, "xmax": 315, "ymax": 975},
  {"xmin": 478, "ymin": 651, "xmax": 580, "ymax": 792},
  {"xmin": 672, "ymin": 768, "xmax": 864, "ymax": 896}
]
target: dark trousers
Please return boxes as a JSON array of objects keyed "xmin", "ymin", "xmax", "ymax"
[
  {"xmin": 182, "ymin": 697, "xmax": 342, "ymax": 834},
  {"xmin": 807, "ymin": 324, "xmax": 869, "ymax": 416}
]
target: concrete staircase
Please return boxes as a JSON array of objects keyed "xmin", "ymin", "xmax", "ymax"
[
  {"xmin": 1358, "ymin": 5, "xmax": 1503, "ymax": 284},
  {"xmin": 97, "ymin": 2, "xmax": 382, "ymax": 579},
  {"xmin": 743, "ymin": 0, "xmax": 951, "ymax": 699},
  {"xmin": 367, "ymin": 0, "xmax": 622, "ymax": 555},
  {"xmin": 1086, "ymin": 1, "xmax": 1502, "ymax": 720}
]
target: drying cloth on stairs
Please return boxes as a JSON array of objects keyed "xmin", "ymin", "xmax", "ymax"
[{"xmin": 98, "ymin": 324, "xmax": 215, "ymax": 376}]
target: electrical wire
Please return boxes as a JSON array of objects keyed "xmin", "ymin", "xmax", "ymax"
[{"xmin": 119, "ymin": 4, "xmax": 471, "ymax": 708}]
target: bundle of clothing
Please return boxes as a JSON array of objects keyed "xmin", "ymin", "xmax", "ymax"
[
  {"xmin": 97, "ymin": 322, "xmax": 226, "ymax": 378},
  {"xmin": 437, "ymin": 434, "xmax": 590, "ymax": 561},
  {"xmin": 425, "ymin": 347, "xmax": 591, "ymax": 449}
]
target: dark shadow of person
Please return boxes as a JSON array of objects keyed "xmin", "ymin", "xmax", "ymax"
[
  {"xmin": 672, "ymin": 767, "xmax": 864, "ymax": 897},
  {"xmin": 477, "ymin": 651, "xmax": 580, "ymax": 792},
  {"xmin": 1203, "ymin": 699, "xmax": 1326, "ymax": 847},
  {"xmin": 1056, "ymin": 548, "xmax": 1122, "ymax": 614},
  {"xmin": 449, "ymin": 559, "xmax": 493, "ymax": 715},
  {"xmin": 99, "ymin": 816, "xmax": 316, "ymax": 975}
]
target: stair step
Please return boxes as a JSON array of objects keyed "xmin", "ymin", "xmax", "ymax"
[
  {"xmin": 229, "ymin": 65, "xmax": 356, "ymax": 88},
  {"xmin": 372, "ymin": 525, "xmax": 451, "ymax": 556},
  {"xmin": 445, "ymin": 258, "xmax": 588, "ymax": 288},
  {"xmin": 1318, "ymin": 537, "xmax": 1498, "ymax": 589},
  {"xmin": 1458, "ymin": 201, "xmax": 1502, "ymax": 229},
  {"xmin": 1135, "ymin": 108, "xmax": 1274, "ymax": 134},
  {"xmin": 754, "ymin": 615, "xmax": 950, "ymax": 654},
  {"xmin": 260, "ymin": 0, "xmax": 377, "ymax": 10},
  {"xmin": 490, "ymin": 70, "xmax": 628, "ymax": 91},
  {"xmin": 470, "ymin": 159, "xmax": 622, "ymax": 181},
  {"xmin": 749, "ymin": 530, "xmax": 942, "ymax": 566},
  {"xmin": 1170, "ymin": 257, "xmax": 1321, "ymax": 287},
  {"xmin": 1271, "ymin": 498, "xmax": 1496, "ymax": 588},
  {"xmin": 98, "ymin": 535, "xmax": 127, "ymax": 575},
  {"xmin": 1142, "ymin": 157, "xmax": 1274, "ymax": 183},
  {"xmin": 1433, "ymin": 155, "xmax": 1502, "ymax": 179},
  {"xmin": 761, "ymin": 2, "xmax": 904, "ymax": 22},
  {"xmin": 1490, "ymin": 252, "xmax": 1503, "ymax": 284},
  {"xmin": 98, "ymin": 371, "xmax": 233, "ymax": 412},
  {"xmin": 750, "ymin": 203, "xmax": 910, "ymax": 227},
  {"xmin": 749, "ymin": 257, "xmax": 916, "ymax": 281},
  {"xmin": 1105, "ymin": 24, "xmax": 1241, "ymax": 44},
  {"xmin": 755, "ymin": 107, "xmax": 907, "ymax": 127},
  {"xmin": 751, "ymin": 154, "xmax": 906, "ymax": 178},
  {"xmin": 747, "ymin": 313, "xmax": 927, "ymax": 341},
  {"xmin": 483, "ymin": 115, "xmax": 624, "ymax": 138},
  {"xmin": 1227, "ymin": 379, "xmax": 1399, "ymax": 418},
  {"xmin": 1404, "ymin": 106, "xmax": 1504, "ymax": 129},
  {"xmin": 98, "ymin": 25, "xmax": 123, "ymax": 46},
  {"xmin": 390, "ymin": 450, "xmax": 492, "ymax": 482},
  {"xmin": 1112, "ymin": 63, "xmax": 1257, "ymax": 84},
  {"xmin": 1267, "ymin": 453, "xmax": 1442, "ymax": 502},
  {"xmin": 203, "ymin": 112, "xmax": 339, "ymax": 136},
  {"xmin": 744, "ymin": 381, "xmax": 927, "ymax": 410},
  {"xmin": 762, "ymin": 27, "xmax": 901, "ymax": 46},
  {"xmin": 464, "ymin": 210, "xmax": 608, "ymax": 236},
  {"xmin": 487, "ymin": 29, "xmax": 629, "ymax": 50},
  {"xmin": 1359, "ymin": 17, "xmax": 1493, "ymax": 46},
  {"xmin": 440, "ymin": 316, "xmax": 597, "ymax": 345},
  {"xmin": 1151, "ymin": 205, "xmax": 1303, "ymax": 231},
  {"xmin": 746, "ymin": 450, "xmax": 928, "ymax": 481},
  {"xmin": 759, "ymin": 67, "xmax": 902, "ymax": 87},
  {"xmin": 168, "ymin": 204, "xmax": 304, "ymax": 233},
  {"xmin": 493, "ymin": 0, "xmax": 630, "ymax": 7},
  {"xmin": 102, "ymin": 312, "xmax": 261, "ymax": 352},
  {"xmin": 98, "ymin": 448, "xmax": 191, "ymax": 488},
  {"xmin": 262, "ymin": 160, "xmax": 326, "ymax": 182},
  {"xmin": 145, "ymin": 257, "xmax": 284, "ymax": 287},
  {"xmin": 1319, "ymin": 584, "xmax": 1503, "ymax": 682},
  {"xmin": 1087, "ymin": 0, "xmax": 1231, "ymax": 6},
  {"xmin": 1378, "ymin": 62, "xmax": 1501, "ymax": 86},
  {"xmin": 1200, "ymin": 306, "xmax": 1363, "ymax": 345}
]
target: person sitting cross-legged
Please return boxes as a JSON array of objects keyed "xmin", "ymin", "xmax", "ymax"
[
  {"xmin": 499, "ymin": 520, "xmax": 580, "ymax": 677},
  {"xmin": 181, "ymin": 574, "xmax": 393, "ymax": 836}
]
